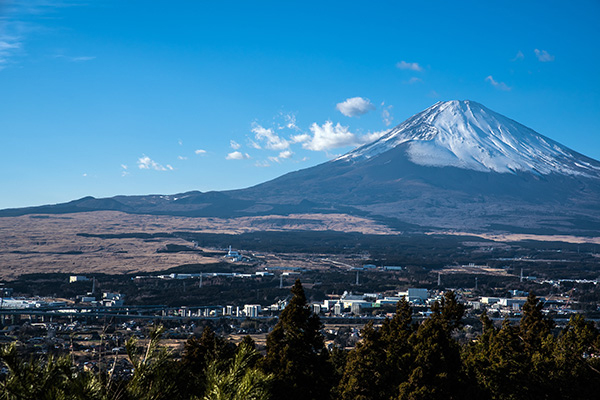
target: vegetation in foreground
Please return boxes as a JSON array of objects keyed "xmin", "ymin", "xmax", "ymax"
[{"xmin": 1, "ymin": 280, "xmax": 599, "ymax": 400}]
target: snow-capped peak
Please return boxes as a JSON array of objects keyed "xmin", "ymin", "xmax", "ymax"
[{"xmin": 337, "ymin": 100, "xmax": 600, "ymax": 177}]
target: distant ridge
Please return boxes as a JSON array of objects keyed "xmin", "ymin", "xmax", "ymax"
[{"xmin": 3, "ymin": 100, "xmax": 600, "ymax": 236}]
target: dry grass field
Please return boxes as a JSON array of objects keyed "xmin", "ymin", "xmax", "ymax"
[{"xmin": 0, "ymin": 211, "xmax": 394, "ymax": 280}]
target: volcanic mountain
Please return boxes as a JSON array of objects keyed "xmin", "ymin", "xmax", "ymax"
[{"xmin": 3, "ymin": 100, "xmax": 600, "ymax": 235}]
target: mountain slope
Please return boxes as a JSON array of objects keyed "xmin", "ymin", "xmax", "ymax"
[{"xmin": 2, "ymin": 100, "xmax": 599, "ymax": 235}]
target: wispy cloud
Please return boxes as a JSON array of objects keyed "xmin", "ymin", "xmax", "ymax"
[
  {"xmin": 120, "ymin": 164, "xmax": 129, "ymax": 176},
  {"xmin": 396, "ymin": 60, "xmax": 423, "ymax": 71},
  {"xmin": 1, "ymin": 2, "xmax": 86, "ymax": 70},
  {"xmin": 485, "ymin": 75, "xmax": 511, "ymax": 91},
  {"xmin": 230, "ymin": 140, "xmax": 241, "ymax": 150},
  {"xmin": 177, "ymin": 155, "xmax": 187, "ymax": 160},
  {"xmin": 137, "ymin": 155, "xmax": 173, "ymax": 171},
  {"xmin": 226, "ymin": 151, "xmax": 250, "ymax": 160},
  {"xmin": 512, "ymin": 50, "xmax": 525, "ymax": 61},
  {"xmin": 195, "ymin": 149, "xmax": 207, "ymax": 155},
  {"xmin": 252, "ymin": 123, "xmax": 289, "ymax": 150},
  {"xmin": 336, "ymin": 97, "xmax": 375, "ymax": 117},
  {"xmin": 534, "ymin": 49, "xmax": 554, "ymax": 62},
  {"xmin": 54, "ymin": 54, "xmax": 96, "ymax": 62},
  {"xmin": 404, "ymin": 77, "xmax": 422, "ymax": 84},
  {"xmin": 0, "ymin": 36, "xmax": 22, "ymax": 69},
  {"xmin": 277, "ymin": 111, "xmax": 300, "ymax": 131},
  {"xmin": 381, "ymin": 103, "xmax": 394, "ymax": 127},
  {"xmin": 254, "ymin": 160, "xmax": 270, "ymax": 168}
]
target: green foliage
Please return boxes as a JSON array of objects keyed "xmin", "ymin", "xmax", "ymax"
[
  {"xmin": 178, "ymin": 326, "xmax": 237, "ymax": 398},
  {"xmin": 0, "ymin": 343, "xmax": 104, "ymax": 400},
  {"xmin": 121, "ymin": 325, "xmax": 183, "ymax": 400},
  {"xmin": 201, "ymin": 342, "xmax": 272, "ymax": 400},
  {"xmin": 262, "ymin": 279, "xmax": 332, "ymax": 400}
]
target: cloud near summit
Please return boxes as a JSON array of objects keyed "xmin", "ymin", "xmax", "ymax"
[
  {"xmin": 294, "ymin": 121, "xmax": 386, "ymax": 151},
  {"xmin": 336, "ymin": 97, "xmax": 375, "ymax": 117}
]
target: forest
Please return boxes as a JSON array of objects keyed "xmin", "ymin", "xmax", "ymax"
[{"xmin": 0, "ymin": 280, "xmax": 599, "ymax": 400}]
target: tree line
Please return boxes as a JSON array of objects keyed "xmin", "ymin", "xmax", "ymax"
[{"xmin": 1, "ymin": 279, "xmax": 599, "ymax": 399}]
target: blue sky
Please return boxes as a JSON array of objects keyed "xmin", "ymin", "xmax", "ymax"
[{"xmin": 1, "ymin": 0, "xmax": 599, "ymax": 209}]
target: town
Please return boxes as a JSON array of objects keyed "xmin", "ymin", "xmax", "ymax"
[{"xmin": 1, "ymin": 242, "xmax": 598, "ymax": 374}]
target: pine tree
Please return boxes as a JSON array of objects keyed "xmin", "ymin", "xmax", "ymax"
[
  {"xmin": 520, "ymin": 293, "xmax": 553, "ymax": 352},
  {"xmin": 262, "ymin": 279, "xmax": 332, "ymax": 400},
  {"xmin": 397, "ymin": 291, "xmax": 465, "ymax": 400},
  {"xmin": 181, "ymin": 325, "xmax": 237, "ymax": 397},
  {"xmin": 338, "ymin": 322, "xmax": 387, "ymax": 400},
  {"xmin": 202, "ymin": 342, "xmax": 273, "ymax": 400}
]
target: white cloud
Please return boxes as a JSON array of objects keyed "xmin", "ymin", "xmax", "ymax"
[
  {"xmin": 336, "ymin": 97, "xmax": 375, "ymax": 117},
  {"xmin": 252, "ymin": 123, "xmax": 289, "ymax": 150},
  {"xmin": 359, "ymin": 130, "xmax": 387, "ymax": 143},
  {"xmin": 302, "ymin": 121, "xmax": 356, "ymax": 151},
  {"xmin": 534, "ymin": 49, "xmax": 555, "ymax": 62},
  {"xmin": 82, "ymin": 173, "xmax": 87, "ymax": 177},
  {"xmin": 230, "ymin": 140, "xmax": 241, "ymax": 150},
  {"xmin": 195, "ymin": 149, "xmax": 207, "ymax": 155},
  {"xmin": 291, "ymin": 133, "xmax": 311, "ymax": 143},
  {"xmin": 268, "ymin": 150, "xmax": 294, "ymax": 163},
  {"xmin": 178, "ymin": 155, "xmax": 187, "ymax": 160},
  {"xmin": 137, "ymin": 155, "xmax": 172, "ymax": 171},
  {"xmin": 226, "ymin": 151, "xmax": 250, "ymax": 160},
  {"xmin": 485, "ymin": 75, "xmax": 511, "ymax": 91},
  {"xmin": 381, "ymin": 104, "xmax": 394, "ymax": 127},
  {"xmin": 300, "ymin": 122, "xmax": 385, "ymax": 151},
  {"xmin": 396, "ymin": 61, "xmax": 423, "ymax": 71},
  {"xmin": 512, "ymin": 50, "xmax": 525, "ymax": 61},
  {"xmin": 278, "ymin": 150, "xmax": 293, "ymax": 159}
]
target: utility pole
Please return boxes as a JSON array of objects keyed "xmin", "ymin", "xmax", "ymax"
[
  {"xmin": 279, "ymin": 274, "xmax": 283, "ymax": 289},
  {"xmin": 199, "ymin": 272, "xmax": 203, "ymax": 288},
  {"xmin": 438, "ymin": 272, "xmax": 441, "ymax": 287},
  {"xmin": 520, "ymin": 268, "xmax": 523, "ymax": 283},
  {"xmin": 475, "ymin": 277, "xmax": 478, "ymax": 291},
  {"xmin": 356, "ymin": 270, "xmax": 360, "ymax": 285}
]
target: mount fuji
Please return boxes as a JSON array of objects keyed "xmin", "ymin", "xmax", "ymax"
[{"xmin": 3, "ymin": 100, "xmax": 600, "ymax": 235}]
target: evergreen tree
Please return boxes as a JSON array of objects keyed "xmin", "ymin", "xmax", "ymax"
[
  {"xmin": 202, "ymin": 342, "xmax": 272, "ymax": 400},
  {"xmin": 181, "ymin": 325, "xmax": 237, "ymax": 397},
  {"xmin": 338, "ymin": 322, "xmax": 387, "ymax": 400},
  {"xmin": 463, "ymin": 317, "xmax": 531, "ymax": 400},
  {"xmin": 550, "ymin": 314, "xmax": 600, "ymax": 399},
  {"xmin": 520, "ymin": 293, "xmax": 553, "ymax": 352},
  {"xmin": 380, "ymin": 298, "xmax": 415, "ymax": 399},
  {"xmin": 262, "ymin": 279, "xmax": 332, "ymax": 400},
  {"xmin": 397, "ymin": 291, "xmax": 465, "ymax": 400}
]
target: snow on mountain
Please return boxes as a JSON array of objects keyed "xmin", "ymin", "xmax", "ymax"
[{"xmin": 338, "ymin": 100, "xmax": 600, "ymax": 177}]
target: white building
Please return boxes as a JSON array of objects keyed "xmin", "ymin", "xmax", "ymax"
[
  {"xmin": 225, "ymin": 246, "xmax": 243, "ymax": 262},
  {"xmin": 244, "ymin": 304, "xmax": 261, "ymax": 317},
  {"xmin": 69, "ymin": 275, "xmax": 89, "ymax": 283},
  {"xmin": 397, "ymin": 288, "xmax": 428, "ymax": 303}
]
